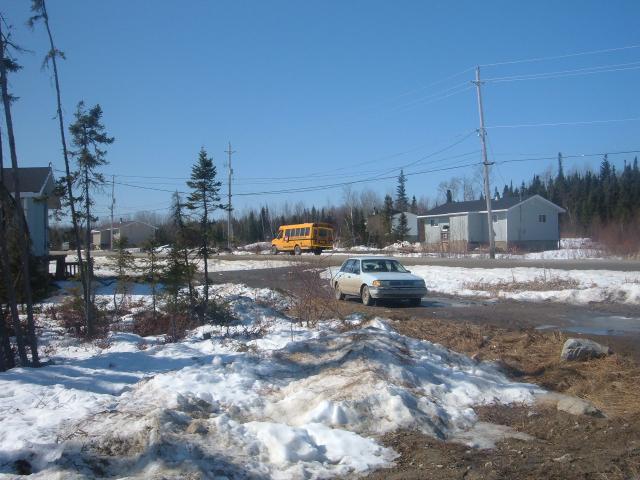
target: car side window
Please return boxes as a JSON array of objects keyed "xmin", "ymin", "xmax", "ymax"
[
  {"xmin": 351, "ymin": 261, "xmax": 361, "ymax": 274},
  {"xmin": 340, "ymin": 260, "xmax": 352, "ymax": 273}
]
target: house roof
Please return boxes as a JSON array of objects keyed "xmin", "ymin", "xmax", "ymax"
[
  {"xmin": 94, "ymin": 220, "xmax": 158, "ymax": 233},
  {"xmin": 420, "ymin": 195, "xmax": 564, "ymax": 217},
  {"xmin": 2, "ymin": 167, "xmax": 53, "ymax": 195}
]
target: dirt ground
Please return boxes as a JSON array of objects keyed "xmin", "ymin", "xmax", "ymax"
[{"xmin": 212, "ymin": 266, "xmax": 640, "ymax": 479}]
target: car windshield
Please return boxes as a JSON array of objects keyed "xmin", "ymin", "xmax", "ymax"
[{"xmin": 361, "ymin": 259, "xmax": 409, "ymax": 273}]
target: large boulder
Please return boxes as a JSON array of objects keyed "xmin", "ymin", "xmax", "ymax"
[{"xmin": 560, "ymin": 338, "xmax": 612, "ymax": 361}]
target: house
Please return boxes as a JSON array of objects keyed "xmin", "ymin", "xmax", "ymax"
[
  {"xmin": 417, "ymin": 195, "xmax": 565, "ymax": 252},
  {"xmin": 391, "ymin": 211, "xmax": 419, "ymax": 242},
  {"xmin": 1, "ymin": 166, "xmax": 60, "ymax": 257},
  {"xmin": 91, "ymin": 220, "xmax": 158, "ymax": 249}
]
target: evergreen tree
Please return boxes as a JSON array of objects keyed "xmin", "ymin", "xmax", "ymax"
[
  {"xmin": 395, "ymin": 170, "xmax": 409, "ymax": 212},
  {"xmin": 170, "ymin": 192, "xmax": 196, "ymax": 320},
  {"xmin": 393, "ymin": 212, "xmax": 410, "ymax": 242},
  {"xmin": 186, "ymin": 148, "xmax": 224, "ymax": 322},
  {"xmin": 141, "ymin": 237, "xmax": 161, "ymax": 322},
  {"xmin": 69, "ymin": 101, "xmax": 114, "ymax": 337},
  {"xmin": 382, "ymin": 194, "xmax": 394, "ymax": 239}
]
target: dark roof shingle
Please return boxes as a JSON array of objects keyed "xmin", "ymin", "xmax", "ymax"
[
  {"xmin": 2, "ymin": 167, "xmax": 53, "ymax": 194},
  {"xmin": 422, "ymin": 196, "xmax": 532, "ymax": 216}
]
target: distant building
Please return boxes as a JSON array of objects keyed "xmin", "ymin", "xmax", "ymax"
[
  {"xmin": 91, "ymin": 220, "xmax": 158, "ymax": 249},
  {"xmin": 1, "ymin": 166, "xmax": 60, "ymax": 257},
  {"xmin": 417, "ymin": 195, "xmax": 565, "ymax": 252}
]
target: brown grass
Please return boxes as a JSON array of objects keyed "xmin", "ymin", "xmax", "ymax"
[
  {"xmin": 464, "ymin": 275, "xmax": 581, "ymax": 293},
  {"xmin": 393, "ymin": 317, "xmax": 640, "ymax": 418}
]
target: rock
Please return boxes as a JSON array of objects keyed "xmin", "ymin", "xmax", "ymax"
[
  {"xmin": 557, "ymin": 396, "xmax": 604, "ymax": 417},
  {"xmin": 553, "ymin": 453, "xmax": 572, "ymax": 463},
  {"xmin": 560, "ymin": 338, "xmax": 612, "ymax": 361},
  {"xmin": 186, "ymin": 419, "xmax": 209, "ymax": 435}
]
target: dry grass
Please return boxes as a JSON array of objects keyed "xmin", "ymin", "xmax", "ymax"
[
  {"xmin": 393, "ymin": 317, "xmax": 640, "ymax": 418},
  {"xmin": 464, "ymin": 274, "xmax": 581, "ymax": 293}
]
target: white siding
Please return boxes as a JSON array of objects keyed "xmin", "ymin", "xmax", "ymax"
[
  {"xmin": 492, "ymin": 211, "xmax": 508, "ymax": 243},
  {"xmin": 449, "ymin": 214, "xmax": 468, "ymax": 242},
  {"xmin": 467, "ymin": 212, "xmax": 484, "ymax": 243},
  {"xmin": 507, "ymin": 196, "xmax": 560, "ymax": 243}
]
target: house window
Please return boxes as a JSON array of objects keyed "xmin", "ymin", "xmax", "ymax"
[
  {"xmin": 538, "ymin": 214, "xmax": 546, "ymax": 223},
  {"xmin": 429, "ymin": 219, "xmax": 436, "ymax": 226},
  {"xmin": 492, "ymin": 214, "xmax": 497, "ymax": 222}
]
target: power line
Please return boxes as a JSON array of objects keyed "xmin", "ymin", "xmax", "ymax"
[
  {"xmin": 495, "ymin": 149, "xmax": 640, "ymax": 166},
  {"xmin": 486, "ymin": 116, "xmax": 640, "ymax": 129},
  {"xmin": 484, "ymin": 61, "xmax": 640, "ymax": 83},
  {"xmin": 480, "ymin": 43, "xmax": 640, "ymax": 68}
]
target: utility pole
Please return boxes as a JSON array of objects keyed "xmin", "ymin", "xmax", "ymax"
[
  {"xmin": 473, "ymin": 66, "xmax": 496, "ymax": 259},
  {"xmin": 110, "ymin": 175, "xmax": 115, "ymax": 250},
  {"xmin": 225, "ymin": 142, "xmax": 235, "ymax": 250}
]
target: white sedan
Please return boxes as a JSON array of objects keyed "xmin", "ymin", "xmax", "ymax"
[{"xmin": 332, "ymin": 257, "xmax": 427, "ymax": 306}]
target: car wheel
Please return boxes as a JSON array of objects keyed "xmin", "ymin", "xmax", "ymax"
[
  {"xmin": 294, "ymin": 245, "xmax": 302, "ymax": 256},
  {"xmin": 408, "ymin": 298, "xmax": 421, "ymax": 307},
  {"xmin": 334, "ymin": 284, "xmax": 345, "ymax": 300},
  {"xmin": 361, "ymin": 285, "xmax": 374, "ymax": 306},
  {"xmin": 271, "ymin": 246, "xmax": 278, "ymax": 255}
]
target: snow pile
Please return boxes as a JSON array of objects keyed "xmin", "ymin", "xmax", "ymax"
[
  {"xmin": 0, "ymin": 284, "xmax": 541, "ymax": 478},
  {"xmin": 407, "ymin": 266, "xmax": 640, "ymax": 305},
  {"xmin": 234, "ymin": 241, "xmax": 272, "ymax": 255},
  {"xmin": 205, "ymin": 258, "xmax": 294, "ymax": 272}
]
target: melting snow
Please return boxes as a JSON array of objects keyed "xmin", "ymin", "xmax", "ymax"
[{"xmin": 0, "ymin": 284, "xmax": 541, "ymax": 478}]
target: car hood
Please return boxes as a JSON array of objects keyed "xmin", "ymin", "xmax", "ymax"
[{"xmin": 361, "ymin": 272, "xmax": 424, "ymax": 282}]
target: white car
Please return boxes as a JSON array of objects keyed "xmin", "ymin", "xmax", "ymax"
[{"xmin": 332, "ymin": 257, "xmax": 427, "ymax": 306}]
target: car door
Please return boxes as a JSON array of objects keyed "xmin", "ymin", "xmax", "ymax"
[
  {"xmin": 342, "ymin": 259, "xmax": 362, "ymax": 295},
  {"xmin": 335, "ymin": 260, "xmax": 354, "ymax": 295}
]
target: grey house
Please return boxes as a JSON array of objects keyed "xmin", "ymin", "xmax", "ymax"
[
  {"xmin": 91, "ymin": 220, "xmax": 158, "ymax": 249},
  {"xmin": 417, "ymin": 195, "xmax": 565, "ymax": 252},
  {"xmin": 2, "ymin": 166, "xmax": 60, "ymax": 257}
]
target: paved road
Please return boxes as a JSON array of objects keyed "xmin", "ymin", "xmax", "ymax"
[{"xmin": 216, "ymin": 253, "xmax": 640, "ymax": 271}]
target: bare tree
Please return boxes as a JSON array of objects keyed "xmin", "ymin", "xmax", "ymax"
[{"xmin": 0, "ymin": 20, "xmax": 39, "ymax": 364}]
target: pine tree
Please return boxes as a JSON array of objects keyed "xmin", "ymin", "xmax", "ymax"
[
  {"xmin": 69, "ymin": 102, "xmax": 114, "ymax": 337},
  {"xmin": 141, "ymin": 237, "xmax": 161, "ymax": 322},
  {"xmin": 393, "ymin": 212, "xmax": 410, "ymax": 242},
  {"xmin": 395, "ymin": 170, "xmax": 409, "ymax": 212},
  {"xmin": 382, "ymin": 194, "xmax": 394, "ymax": 239},
  {"xmin": 170, "ymin": 192, "xmax": 196, "ymax": 320},
  {"xmin": 186, "ymin": 148, "xmax": 224, "ymax": 322}
]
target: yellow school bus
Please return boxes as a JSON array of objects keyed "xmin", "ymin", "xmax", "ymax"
[{"xmin": 271, "ymin": 223, "xmax": 334, "ymax": 255}]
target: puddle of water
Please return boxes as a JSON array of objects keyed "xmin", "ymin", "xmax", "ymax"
[
  {"xmin": 422, "ymin": 296, "xmax": 477, "ymax": 308},
  {"xmin": 536, "ymin": 315, "xmax": 640, "ymax": 337}
]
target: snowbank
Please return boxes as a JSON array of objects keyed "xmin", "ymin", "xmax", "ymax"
[
  {"xmin": 408, "ymin": 266, "xmax": 640, "ymax": 305},
  {"xmin": 0, "ymin": 284, "xmax": 540, "ymax": 478}
]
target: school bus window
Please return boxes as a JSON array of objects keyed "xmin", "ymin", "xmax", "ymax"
[
  {"xmin": 276, "ymin": 230, "xmax": 283, "ymax": 239},
  {"xmin": 304, "ymin": 227, "xmax": 310, "ymax": 236}
]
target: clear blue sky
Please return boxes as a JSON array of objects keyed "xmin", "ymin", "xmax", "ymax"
[{"xmin": 4, "ymin": 1, "xmax": 640, "ymax": 222}]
